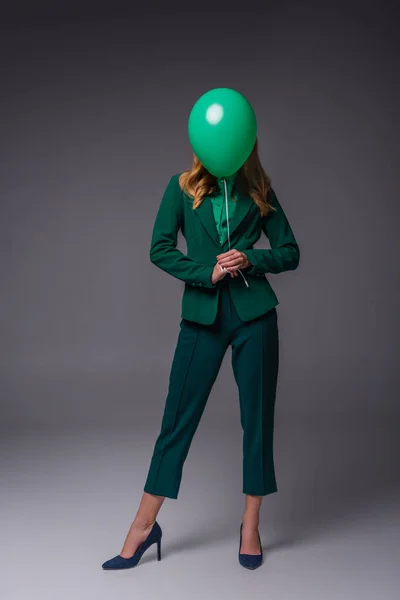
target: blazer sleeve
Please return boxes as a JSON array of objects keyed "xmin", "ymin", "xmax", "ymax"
[
  {"xmin": 244, "ymin": 187, "xmax": 300, "ymax": 275},
  {"xmin": 149, "ymin": 175, "xmax": 217, "ymax": 288}
]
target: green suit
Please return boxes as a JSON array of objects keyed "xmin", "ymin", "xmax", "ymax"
[
  {"xmin": 149, "ymin": 172, "xmax": 300, "ymax": 325},
  {"xmin": 143, "ymin": 172, "xmax": 300, "ymax": 499}
]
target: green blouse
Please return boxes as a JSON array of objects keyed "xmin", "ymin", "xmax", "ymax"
[{"xmin": 210, "ymin": 170, "xmax": 238, "ymax": 245}]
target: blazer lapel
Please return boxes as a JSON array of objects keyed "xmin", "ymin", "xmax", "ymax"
[
  {"xmin": 194, "ymin": 174, "xmax": 255, "ymax": 250},
  {"xmin": 193, "ymin": 193, "xmax": 220, "ymax": 246}
]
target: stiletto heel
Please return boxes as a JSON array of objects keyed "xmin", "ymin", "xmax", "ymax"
[
  {"xmin": 102, "ymin": 521, "xmax": 162, "ymax": 570},
  {"xmin": 238, "ymin": 523, "xmax": 263, "ymax": 569},
  {"xmin": 157, "ymin": 538, "xmax": 161, "ymax": 561}
]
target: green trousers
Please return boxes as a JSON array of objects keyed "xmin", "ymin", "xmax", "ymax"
[{"xmin": 143, "ymin": 278, "xmax": 280, "ymax": 499}]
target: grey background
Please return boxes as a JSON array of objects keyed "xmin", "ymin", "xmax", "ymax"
[{"xmin": 1, "ymin": 1, "xmax": 399, "ymax": 599}]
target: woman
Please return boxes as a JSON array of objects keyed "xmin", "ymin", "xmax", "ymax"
[{"xmin": 102, "ymin": 138, "xmax": 300, "ymax": 570}]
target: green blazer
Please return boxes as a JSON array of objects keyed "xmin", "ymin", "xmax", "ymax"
[{"xmin": 150, "ymin": 172, "xmax": 300, "ymax": 325}]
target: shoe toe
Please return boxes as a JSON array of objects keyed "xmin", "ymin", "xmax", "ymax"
[
  {"xmin": 238, "ymin": 552, "xmax": 263, "ymax": 569},
  {"xmin": 102, "ymin": 555, "xmax": 128, "ymax": 570}
]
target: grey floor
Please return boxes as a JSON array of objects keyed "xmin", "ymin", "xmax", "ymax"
[{"xmin": 2, "ymin": 416, "xmax": 399, "ymax": 600}]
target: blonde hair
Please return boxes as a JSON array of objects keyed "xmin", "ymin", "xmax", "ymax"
[{"xmin": 178, "ymin": 137, "xmax": 276, "ymax": 217}]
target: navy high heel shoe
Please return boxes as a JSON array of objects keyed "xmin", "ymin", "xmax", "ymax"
[
  {"xmin": 102, "ymin": 521, "xmax": 162, "ymax": 570},
  {"xmin": 238, "ymin": 523, "xmax": 263, "ymax": 569}
]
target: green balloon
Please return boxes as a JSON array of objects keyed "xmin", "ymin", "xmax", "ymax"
[{"xmin": 188, "ymin": 87, "xmax": 257, "ymax": 177}]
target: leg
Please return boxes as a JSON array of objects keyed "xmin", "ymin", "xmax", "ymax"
[
  {"xmin": 240, "ymin": 494, "xmax": 263, "ymax": 555},
  {"xmin": 121, "ymin": 316, "xmax": 228, "ymax": 557},
  {"xmin": 143, "ymin": 315, "xmax": 229, "ymax": 499},
  {"xmin": 231, "ymin": 307, "xmax": 279, "ymax": 497},
  {"xmin": 231, "ymin": 307, "xmax": 279, "ymax": 554}
]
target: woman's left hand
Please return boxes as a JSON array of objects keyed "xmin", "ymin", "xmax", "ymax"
[{"xmin": 216, "ymin": 249, "xmax": 251, "ymax": 277}]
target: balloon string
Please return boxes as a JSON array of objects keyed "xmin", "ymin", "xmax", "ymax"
[{"xmin": 223, "ymin": 178, "xmax": 249, "ymax": 288}]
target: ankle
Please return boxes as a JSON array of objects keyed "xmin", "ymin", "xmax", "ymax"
[
  {"xmin": 133, "ymin": 516, "xmax": 156, "ymax": 530},
  {"xmin": 241, "ymin": 515, "xmax": 260, "ymax": 530}
]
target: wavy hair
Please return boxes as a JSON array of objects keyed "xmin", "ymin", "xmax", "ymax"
[{"xmin": 178, "ymin": 137, "xmax": 276, "ymax": 217}]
